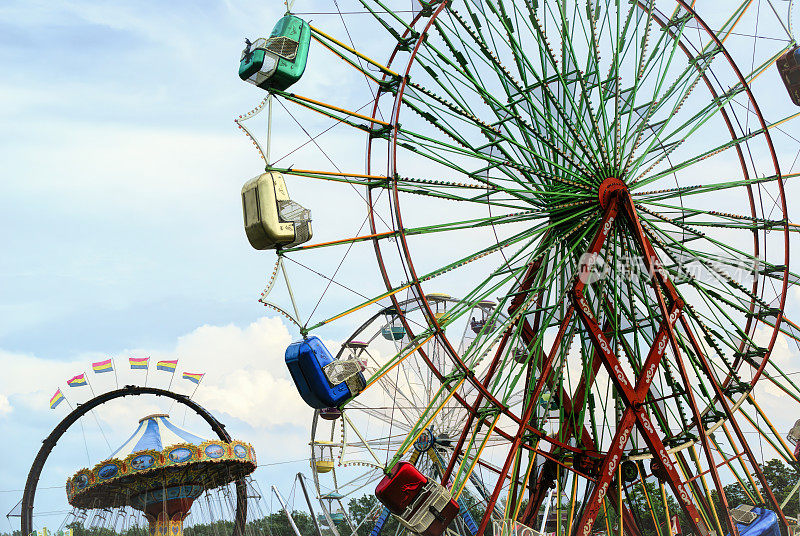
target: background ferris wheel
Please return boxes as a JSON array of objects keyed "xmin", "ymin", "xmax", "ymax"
[{"xmin": 309, "ymin": 296, "xmax": 511, "ymax": 536}]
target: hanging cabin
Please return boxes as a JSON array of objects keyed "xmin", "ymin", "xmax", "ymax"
[
  {"xmin": 382, "ymin": 306, "xmax": 407, "ymax": 341},
  {"xmin": 239, "ymin": 14, "xmax": 311, "ymax": 92},
  {"xmin": 469, "ymin": 300, "xmax": 496, "ymax": 334},
  {"xmin": 777, "ymin": 45, "xmax": 800, "ymax": 106},
  {"xmin": 285, "ymin": 336, "xmax": 366, "ymax": 409},
  {"xmin": 728, "ymin": 505, "xmax": 780, "ymax": 536},
  {"xmin": 311, "ymin": 440, "xmax": 335, "ymax": 473},
  {"xmin": 427, "ymin": 293, "xmax": 451, "ymax": 322},
  {"xmin": 318, "ymin": 493, "xmax": 348, "ymax": 524},
  {"xmin": 241, "ymin": 172, "xmax": 312, "ymax": 250},
  {"xmin": 343, "ymin": 340, "xmax": 369, "ymax": 369},
  {"xmin": 375, "ymin": 462, "xmax": 459, "ymax": 536},
  {"xmin": 382, "ymin": 324, "xmax": 406, "ymax": 341}
]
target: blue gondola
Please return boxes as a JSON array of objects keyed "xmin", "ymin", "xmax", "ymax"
[
  {"xmin": 727, "ymin": 505, "xmax": 780, "ymax": 536},
  {"xmin": 382, "ymin": 326, "xmax": 406, "ymax": 340},
  {"xmin": 285, "ymin": 336, "xmax": 366, "ymax": 409},
  {"xmin": 330, "ymin": 512, "xmax": 345, "ymax": 523}
]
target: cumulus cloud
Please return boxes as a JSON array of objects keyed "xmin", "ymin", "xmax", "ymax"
[
  {"xmin": 0, "ymin": 316, "xmax": 322, "ymax": 523},
  {"xmin": 0, "ymin": 394, "xmax": 11, "ymax": 417},
  {"xmin": 0, "ymin": 315, "xmax": 313, "ymax": 438},
  {"xmin": 151, "ymin": 316, "xmax": 308, "ymax": 428}
]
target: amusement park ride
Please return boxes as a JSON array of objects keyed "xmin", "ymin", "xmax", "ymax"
[
  {"xmin": 17, "ymin": 2, "xmax": 800, "ymax": 536},
  {"xmin": 235, "ymin": 1, "xmax": 800, "ymax": 536},
  {"xmin": 64, "ymin": 414, "xmax": 256, "ymax": 536}
]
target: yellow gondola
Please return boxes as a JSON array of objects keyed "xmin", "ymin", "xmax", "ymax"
[
  {"xmin": 426, "ymin": 293, "xmax": 451, "ymax": 321},
  {"xmin": 311, "ymin": 440, "xmax": 335, "ymax": 473}
]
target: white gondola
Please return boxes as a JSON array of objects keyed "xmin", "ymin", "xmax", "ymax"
[{"xmin": 241, "ymin": 171, "xmax": 312, "ymax": 250}]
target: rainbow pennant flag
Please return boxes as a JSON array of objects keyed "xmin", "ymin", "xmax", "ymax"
[
  {"xmin": 67, "ymin": 374, "xmax": 88, "ymax": 387},
  {"xmin": 157, "ymin": 359, "xmax": 178, "ymax": 372},
  {"xmin": 129, "ymin": 357, "xmax": 149, "ymax": 370},
  {"xmin": 182, "ymin": 372, "xmax": 204, "ymax": 384},
  {"xmin": 92, "ymin": 359, "xmax": 114, "ymax": 373},
  {"xmin": 50, "ymin": 389, "xmax": 65, "ymax": 409}
]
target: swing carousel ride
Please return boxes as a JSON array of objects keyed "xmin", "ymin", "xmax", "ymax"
[
  {"xmin": 65, "ymin": 414, "xmax": 256, "ymax": 536},
  {"xmin": 20, "ymin": 383, "xmax": 272, "ymax": 536},
  {"xmin": 235, "ymin": 0, "xmax": 800, "ymax": 535}
]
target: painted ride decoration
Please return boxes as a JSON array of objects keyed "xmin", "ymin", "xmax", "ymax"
[{"xmin": 65, "ymin": 414, "xmax": 256, "ymax": 536}]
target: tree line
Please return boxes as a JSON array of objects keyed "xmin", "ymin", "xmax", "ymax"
[{"xmin": 3, "ymin": 460, "xmax": 797, "ymax": 536}]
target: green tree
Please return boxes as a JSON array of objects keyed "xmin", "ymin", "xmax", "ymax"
[{"xmin": 347, "ymin": 495, "xmax": 399, "ymax": 536}]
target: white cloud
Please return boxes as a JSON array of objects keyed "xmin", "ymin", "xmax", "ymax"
[
  {"xmin": 0, "ymin": 316, "xmax": 322, "ymax": 524},
  {"xmin": 159, "ymin": 317, "xmax": 310, "ymax": 428},
  {"xmin": 0, "ymin": 315, "xmax": 314, "ymax": 434},
  {"xmin": 0, "ymin": 394, "xmax": 11, "ymax": 417}
]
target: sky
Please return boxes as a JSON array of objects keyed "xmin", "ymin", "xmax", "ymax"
[
  {"xmin": 0, "ymin": 0, "xmax": 357, "ymax": 530},
  {"xmin": 2, "ymin": 0, "xmax": 800, "ymax": 534}
]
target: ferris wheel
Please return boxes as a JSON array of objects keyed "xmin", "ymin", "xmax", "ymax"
[
  {"xmin": 308, "ymin": 295, "xmax": 521, "ymax": 536},
  {"xmin": 236, "ymin": 1, "xmax": 800, "ymax": 536}
]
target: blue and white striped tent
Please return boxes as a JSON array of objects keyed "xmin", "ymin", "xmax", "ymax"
[{"xmin": 109, "ymin": 413, "xmax": 206, "ymax": 459}]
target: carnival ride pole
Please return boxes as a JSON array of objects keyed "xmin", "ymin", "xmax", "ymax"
[
  {"xmin": 297, "ymin": 473, "xmax": 324, "ymax": 536},
  {"xmin": 272, "ymin": 486, "xmax": 303, "ymax": 536}
]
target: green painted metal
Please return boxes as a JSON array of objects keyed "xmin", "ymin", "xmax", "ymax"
[{"xmin": 239, "ymin": 1, "xmax": 800, "ymax": 534}]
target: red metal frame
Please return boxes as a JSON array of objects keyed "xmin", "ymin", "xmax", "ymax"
[{"xmin": 356, "ymin": 2, "xmax": 792, "ymax": 535}]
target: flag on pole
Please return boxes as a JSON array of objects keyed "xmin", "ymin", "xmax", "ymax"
[
  {"xmin": 67, "ymin": 374, "xmax": 88, "ymax": 387},
  {"xmin": 92, "ymin": 359, "xmax": 114, "ymax": 373},
  {"xmin": 50, "ymin": 389, "xmax": 65, "ymax": 409},
  {"xmin": 182, "ymin": 372, "xmax": 204, "ymax": 384},
  {"xmin": 130, "ymin": 357, "xmax": 149, "ymax": 370},
  {"xmin": 157, "ymin": 359, "xmax": 178, "ymax": 372}
]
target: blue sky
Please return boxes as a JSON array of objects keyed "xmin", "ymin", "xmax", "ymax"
[
  {"xmin": 2, "ymin": 0, "xmax": 800, "ymax": 533},
  {"xmin": 0, "ymin": 0, "xmax": 346, "ymax": 530}
]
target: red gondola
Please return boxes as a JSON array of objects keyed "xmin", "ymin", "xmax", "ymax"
[
  {"xmin": 375, "ymin": 462, "xmax": 459, "ymax": 536},
  {"xmin": 777, "ymin": 45, "xmax": 800, "ymax": 106}
]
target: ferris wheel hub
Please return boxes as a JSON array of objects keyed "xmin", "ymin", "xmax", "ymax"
[{"xmin": 597, "ymin": 177, "xmax": 628, "ymax": 210}]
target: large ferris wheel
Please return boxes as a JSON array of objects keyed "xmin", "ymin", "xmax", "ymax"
[{"xmin": 237, "ymin": 1, "xmax": 800, "ymax": 536}]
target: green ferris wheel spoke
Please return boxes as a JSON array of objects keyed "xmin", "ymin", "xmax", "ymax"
[
  {"xmin": 532, "ymin": 4, "xmax": 612, "ymax": 167},
  {"xmin": 303, "ymin": 210, "xmax": 591, "ymax": 334},
  {"xmin": 638, "ymin": 228, "xmax": 771, "ymax": 351},
  {"xmin": 398, "ymin": 92, "xmax": 596, "ymax": 184},
  {"xmin": 635, "ymin": 110, "xmax": 800, "ymax": 188},
  {"xmin": 639, "ymin": 199, "xmax": 789, "ymax": 231},
  {"xmin": 636, "ymin": 204, "xmax": 780, "ymax": 298},
  {"xmin": 411, "ymin": 39, "xmax": 595, "ymax": 179},
  {"xmin": 618, "ymin": 8, "xmax": 697, "ymax": 152},
  {"xmin": 641, "ymin": 225, "xmax": 769, "ymax": 315},
  {"xmin": 632, "ymin": 171, "xmax": 800, "ymax": 202},
  {"xmin": 436, "ymin": 3, "xmax": 605, "ymax": 173},
  {"xmin": 395, "ymin": 118, "xmax": 595, "ymax": 193}
]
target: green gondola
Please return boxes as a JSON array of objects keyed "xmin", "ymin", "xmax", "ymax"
[{"xmin": 239, "ymin": 14, "xmax": 310, "ymax": 91}]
